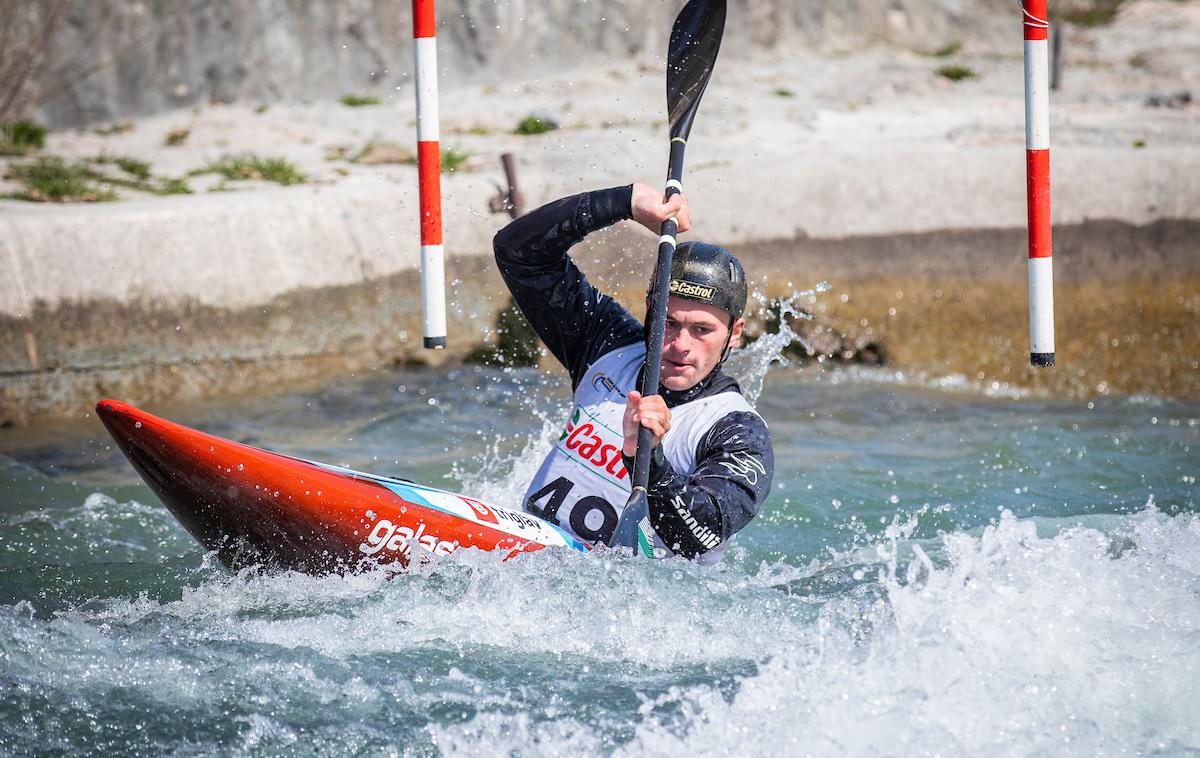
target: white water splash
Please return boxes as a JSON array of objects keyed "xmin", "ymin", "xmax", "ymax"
[
  {"xmin": 428, "ymin": 506, "xmax": 1200, "ymax": 756},
  {"xmin": 448, "ymin": 282, "xmax": 834, "ymax": 507},
  {"xmin": 726, "ymin": 281, "xmax": 830, "ymax": 405},
  {"xmin": 450, "ymin": 411, "xmax": 562, "ymax": 511}
]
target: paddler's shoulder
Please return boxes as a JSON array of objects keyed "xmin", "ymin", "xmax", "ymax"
[
  {"xmin": 575, "ymin": 342, "xmax": 646, "ymax": 392},
  {"xmin": 683, "ymin": 374, "xmax": 760, "ymax": 419}
]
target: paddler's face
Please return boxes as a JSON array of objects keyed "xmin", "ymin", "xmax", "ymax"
[{"xmin": 657, "ymin": 295, "xmax": 745, "ymax": 391}]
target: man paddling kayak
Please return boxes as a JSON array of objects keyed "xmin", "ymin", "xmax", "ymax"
[{"xmin": 494, "ymin": 183, "xmax": 774, "ymax": 563}]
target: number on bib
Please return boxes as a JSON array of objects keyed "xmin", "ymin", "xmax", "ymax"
[
  {"xmin": 526, "ymin": 476, "xmax": 572, "ymax": 521},
  {"xmin": 526, "ymin": 476, "xmax": 619, "ymax": 543},
  {"xmin": 569, "ymin": 496, "xmax": 618, "ymax": 543}
]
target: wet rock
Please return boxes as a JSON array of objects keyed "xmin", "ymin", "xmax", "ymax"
[
  {"xmin": 746, "ymin": 303, "xmax": 886, "ymax": 366},
  {"xmin": 1145, "ymin": 90, "xmax": 1192, "ymax": 109},
  {"xmin": 463, "ymin": 297, "xmax": 541, "ymax": 369}
]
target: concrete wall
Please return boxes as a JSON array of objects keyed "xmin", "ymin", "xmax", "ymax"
[{"xmin": 23, "ymin": 0, "xmax": 1011, "ymax": 128}]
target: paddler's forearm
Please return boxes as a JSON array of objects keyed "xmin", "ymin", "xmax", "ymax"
[
  {"xmin": 625, "ymin": 414, "xmax": 774, "ymax": 558},
  {"xmin": 493, "ymin": 185, "xmax": 642, "ymax": 386},
  {"xmin": 493, "ymin": 185, "xmax": 633, "ymax": 269}
]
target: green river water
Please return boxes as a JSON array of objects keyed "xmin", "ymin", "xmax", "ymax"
[{"xmin": 1, "ymin": 350, "xmax": 1197, "ymax": 755}]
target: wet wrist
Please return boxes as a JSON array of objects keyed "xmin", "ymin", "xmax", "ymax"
[{"xmin": 587, "ymin": 185, "xmax": 634, "ymax": 231}]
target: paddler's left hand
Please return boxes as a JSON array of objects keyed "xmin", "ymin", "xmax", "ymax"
[{"xmin": 622, "ymin": 390, "xmax": 671, "ymax": 456}]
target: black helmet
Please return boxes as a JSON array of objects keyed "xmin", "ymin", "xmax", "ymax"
[{"xmin": 662, "ymin": 241, "xmax": 747, "ymax": 320}]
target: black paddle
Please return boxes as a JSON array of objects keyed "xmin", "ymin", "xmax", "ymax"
[{"xmin": 609, "ymin": 0, "xmax": 727, "ymax": 555}]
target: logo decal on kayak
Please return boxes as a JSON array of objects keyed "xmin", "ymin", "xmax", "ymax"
[
  {"xmin": 459, "ymin": 495, "xmax": 499, "ymax": 524},
  {"xmin": 360, "ymin": 519, "xmax": 458, "ymax": 558}
]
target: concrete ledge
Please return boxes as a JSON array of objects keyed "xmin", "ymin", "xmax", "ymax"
[
  {"xmin": 0, "ymin": 175, "xmax": 505, "ymax": 317},
  {"xmin": 4, "ymin": 142, "xmax": 1197, "ymax": 319},
  {"xmin": 3, "ymin": 219, "xmax": 1197, "ymax": 426}
]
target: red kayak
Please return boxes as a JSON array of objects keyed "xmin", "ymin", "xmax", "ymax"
[{"xmin": 96, "ymin": 400, "xmax": 590, "ymax": 573}]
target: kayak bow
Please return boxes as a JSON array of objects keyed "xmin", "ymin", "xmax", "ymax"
[{"xmin": 96, "ymin": 400, "xmax": 589, "ymax": 573}]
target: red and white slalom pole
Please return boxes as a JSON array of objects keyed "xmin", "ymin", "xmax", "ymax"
[
  {"xmin": 414, "ymin": 0, "xmax": 446, "ymax": 349},
  {"xmin": 1023, "ymin": 0, "xmax": 1055, "ymax": 366}
]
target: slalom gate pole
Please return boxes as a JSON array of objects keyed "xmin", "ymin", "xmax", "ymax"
[
  {"xmin": 1023, "ymin": 0, "xmax": 1055, "ymax": 367},
  {"xmin": 414, "ymin": 0, "xmax": 446, "ymax": 349}
]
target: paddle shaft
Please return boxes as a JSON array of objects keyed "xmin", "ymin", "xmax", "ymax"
[
  {"xmin": 611, "ymin": 0, "xmax": 725, "ymax": 552},
  {"xmin": 630, "ymin": 138, "xmax": 687, "ymax": 492}
]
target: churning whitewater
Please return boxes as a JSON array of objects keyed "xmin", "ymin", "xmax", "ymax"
[{"xmin": 1, "ymin": 290, "xmax": 1198, "ymax": 755}]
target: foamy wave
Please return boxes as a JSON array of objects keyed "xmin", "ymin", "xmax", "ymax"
[
  {"xmin": 75, "ymin": 545, "xmax": 808, "ymax": 672},
  {"xmin": 1, "ymin": 492, "xmax": 194, "ymax": 567},
  {"xmin": 428, "ymin": 507, "xmax": 1200, "ymax": 755},
  {"xmin": 625, "ymin": 507, "xmax": 1200, "ymax": 756}
]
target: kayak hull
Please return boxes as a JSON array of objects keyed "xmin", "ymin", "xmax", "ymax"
[{"xmin": 96, "ymin": 400, "xmax": 588, "ymax": 573}]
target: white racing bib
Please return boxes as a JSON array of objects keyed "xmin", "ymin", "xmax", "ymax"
[{"xmin": 523, "ymin": 343, "xmax": 758, "ymax": 561}]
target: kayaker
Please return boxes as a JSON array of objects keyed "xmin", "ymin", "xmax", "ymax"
[{"xmin": 494, "ymin": 183, "xmax": 774, "ymax": 562}]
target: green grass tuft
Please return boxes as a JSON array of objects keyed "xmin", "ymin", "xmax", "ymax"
[
  {"xmin": 340, "ymin": 94, "xmax": 382, "ymax": 107},
  {"xmin": 1052, "ymin": 1, "xmax": 1126, "ymax": 27},
  {"xmin": 514, "ymin": 114, "xmax": 558, "ymax": 135},
  {"xmin": 5, "ymin": 157, "xmax": 117, "ymax": 202},
  {"xmin": 159, "ymin": 177, "xmax": 192, "ymax": 195},
  {"xmin": 0, "ymin": 120, "xmax": 48, "ymax": 156},
  {"xmin": 441, "ymin": 146, "xmax": 471, "ymax": 173},
  {"xmin": 350, "ymin": 141, "xmax": 415, "ymax": 165},
  {"xmin": 935, "ymin": 64, "xmax": 977, "ymax": 82},
  {"xmin": 194, "ymin": 154, "xmax": 307, "ymax": 185},
  {"xmin": 115, "ymin": 157, "xmax": 152, "ymax": 180},
  {"xmin": 930, "ymin": 41, "xmax": 963, "ymax": 58},
  {"xmin": 84, "ymin": 154, "xmax": 191, "ymax": 195},
  {"xmin": 772, "ymin": 87, "xmax": 796, "ymax": 98}
]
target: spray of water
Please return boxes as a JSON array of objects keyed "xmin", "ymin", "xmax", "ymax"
[
  {"xmin": 426, "ymin": 505, "xmax": 1200, "ymax": 756},
  {"xmin": 6, "ymin": 278, "xmax": 1196, "ymax": 754},
  {"xmin": 726, "ymin": 281, "xmax": 831, "ymax": 404},
  {"xmin": 448, "ymin": 281, "xmax": 833, "ymax": 506}
]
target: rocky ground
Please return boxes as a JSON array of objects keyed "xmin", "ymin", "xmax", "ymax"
[{"xmin": 1, "ymin": 1, "xmax": 1197, "ymax": 423}]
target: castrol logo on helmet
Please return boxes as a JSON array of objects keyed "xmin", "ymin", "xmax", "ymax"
[{"xmin": 669, "ymin": 279, "xmax": 716, "ymax": 301}]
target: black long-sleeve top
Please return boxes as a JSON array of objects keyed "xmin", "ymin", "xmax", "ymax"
[{"xmin": 493, "ymin": 186, "xmax": 774, "ymax": 558}]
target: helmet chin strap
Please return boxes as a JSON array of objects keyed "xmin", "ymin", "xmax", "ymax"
[
  {"xmin": 718, "ymin": 314, "xmax": 736, "ymax": 365},
  {"xmin": 699, "ymin": 317, "xmax": 736, "ymax": 389}
]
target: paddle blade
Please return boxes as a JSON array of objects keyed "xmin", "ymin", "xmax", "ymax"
[
  {"xmin": 611, "ymin": 487, "xmax": 650, "ymax": 552},
  {"xmin": 667, "ymin": 0, "xmax": 727, "ymax": 140}
]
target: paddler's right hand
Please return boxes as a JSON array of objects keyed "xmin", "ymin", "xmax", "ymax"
[
  {"xmin": 622, "ymin": 390, "xmax": 672, "ymax": 457},
  {"xmin": 631, "ymin": 182, "xmax": 691, "ymax": 235}
]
